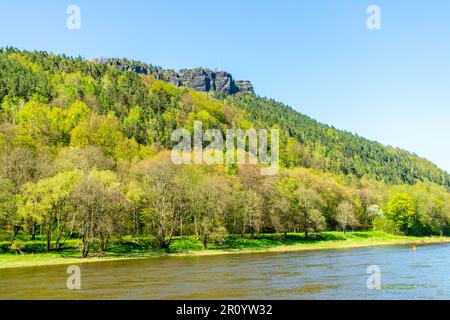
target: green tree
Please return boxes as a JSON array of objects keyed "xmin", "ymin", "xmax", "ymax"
[
  {"xmin": 384, "ymin": 193, "xmax": 418, "ymax": 235},
  {"xmin": 18, "ymin": 170, "xmax": 83, "ymax": 250},
  {"xmin": 194, "ymin": 175, "xmax": 228, "ymax": 249},
  {"xmin": 426, "ymin": 200, "xmax": 450, "ymax": 236},
  {"xmin": 227, "ymin": 185, "xmax": 262, "ymax": 238},
  {"xmin": 125, "ymin": 181, "xmax": 146, "ymax": 237},
  {"xmin": 71, "ymin": 170, "xmax": 128, "ymax": 256},
  {"xmin": 16, "ymin": 100, "xmax": 64, "ymax": 146},
  {"xmin": 0, "ymin": 54, "xmax": 51, "ymax": 101},
  {"xmin": 277, "ymin": 176, "xmax": 326, "ymax": 238},
  {"xmin": 0, "ymin": 178, "xmax": 18, "ymax": 240},
  {"xmin": 134, "ymin": 154, "xmax": 186, "ymax": 249}
]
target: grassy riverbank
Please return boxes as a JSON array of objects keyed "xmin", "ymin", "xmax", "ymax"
[{"xmin": 1, "ymin": 231, "xmax": 449, "ymax": 269}]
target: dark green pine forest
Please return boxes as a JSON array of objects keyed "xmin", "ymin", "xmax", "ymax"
[{"xmin": 1, "ymin": 47, "xmax": 449, "ymax": 257}]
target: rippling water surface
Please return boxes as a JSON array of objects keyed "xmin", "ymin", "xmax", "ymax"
[{"xmin": 1, "ymin": 243, "xmax": 449, "ymax": 299}]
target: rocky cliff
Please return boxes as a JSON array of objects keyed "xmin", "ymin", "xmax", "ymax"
[{"xmin": 95, "ymin": 58, "xmax": 255, "ymax": 95}]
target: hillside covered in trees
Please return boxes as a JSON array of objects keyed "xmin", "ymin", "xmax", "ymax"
[{"xmin": 1, "ymin": 48, "xmax": 449, "ymax": 257}]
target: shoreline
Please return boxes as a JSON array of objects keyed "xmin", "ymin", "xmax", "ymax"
[{"xmin": 1, "ymin": 235, "xmax": 450, "ymax": 270}]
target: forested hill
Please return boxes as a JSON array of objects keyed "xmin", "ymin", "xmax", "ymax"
[
  {"xmin": 227, "ymin": 95, "xmax": 450, "ymax": 187},
  {"xmin": 0, "ymin": 47, "xmax": 448, "ymax": 188}
]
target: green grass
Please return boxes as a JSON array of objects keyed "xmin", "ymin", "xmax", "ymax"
[{"xmin": 1, "ymin": 231, "xmax": 449, "ymax": 269}]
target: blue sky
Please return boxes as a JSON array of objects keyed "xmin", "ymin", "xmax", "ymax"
[{"xmin": 1, "ymin": 0, "xmax": 449, "ymax": 172}]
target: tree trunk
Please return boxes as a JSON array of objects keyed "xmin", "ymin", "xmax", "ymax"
[
  {"xmin": 194, "ymin": 216, "xmax": 199, "ymax": 238},
  {"xmin": 99, "ymin": 233, "xmax": 106, "ymax": 252},
  {"xmin": 180, "ymin": 220, "xmax": 183, "ymax": 238},
  {"xmin": 132, "ymin": 209, "xmax": 137, "ymax": 238},
  {"xmin": 11, "ymin": 225, "xmax": 20, "ymax": 242},
  {"xmin": 156, "ymin": 235, "xmax": 170, "ymax": 249},
  {"xmin": 31, "ymin": 223, "xmax": 36, "ymax": 241},
  {"xmin": 82, "ymin": 236, "xmax": 92, "ymax": 258},
  {"xmin": 82, "ymin": 243, "xmax": 89, "ymax": 258},
  {"xmin": 46, "ymin": 229, "xmax": 51, "ymax": 251},
  {"xmin": 203, "ymin": 234, "xmax": 209, "ymax": 250},
  {"xmin": 99, "ymin": 234, "xmax": 110, "ymax": 252}
]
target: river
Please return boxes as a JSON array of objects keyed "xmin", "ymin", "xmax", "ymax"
[{"xmin": 1, "ymin": 243, "xmax": 449, "ymax": 299}]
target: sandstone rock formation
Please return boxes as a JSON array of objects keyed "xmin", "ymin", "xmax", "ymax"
[{"xmin": 95, "ymin": 58, "xmax": 255, "ymax": 95}]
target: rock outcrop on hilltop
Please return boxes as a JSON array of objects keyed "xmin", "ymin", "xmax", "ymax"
[{"xmin": 95, "ymin": 58, "xmax": 255, "ymax": 95}]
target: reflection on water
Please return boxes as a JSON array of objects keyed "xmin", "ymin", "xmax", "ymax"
[{"xmin": 1, "ymin": 243, "xmax": 449, "ymax": 299}]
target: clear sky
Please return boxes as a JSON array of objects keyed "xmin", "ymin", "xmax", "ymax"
[{"xmin": 1, "ymin": 0, "xmax": 449, "ymax": 172}]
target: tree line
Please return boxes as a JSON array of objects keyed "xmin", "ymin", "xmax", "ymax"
[{"xmin": 3, "ymin": 150, "xmax": 450, "ymax": 257}]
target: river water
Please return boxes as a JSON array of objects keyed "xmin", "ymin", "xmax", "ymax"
[{"xmin": 1, "ymin": 243, "xmax": 449, "ymax": 299}]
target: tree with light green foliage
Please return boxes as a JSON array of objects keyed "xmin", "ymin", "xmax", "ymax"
[
  {"xmin": 0, "ymin": 178, "xmax": 18, "ymax": 240},
  {"xmin": 125, "ymin": 181, "xmax": 146, "ymax": 237},
  {"xmin": 277, "ymin": 176, "xmax": 326, "ymax": 238},
  {"xmin": 71, "ymin": 170, "xmax": 128, "ymax": 256},
  {"xmin": 194, "ymin": 175, "xmax": 228, "ymax": 249},
  {"xmin": 426, "ymin": 199, "xmax": 450, "ymax": 236},
  {"xmin": 17, "ymin": 170, "xmax": 83, "ymax": 250},
  {"xmin": 134, "ymin": 155, "xmax": 185, "ymax": 249},
  {"xmin": 384, "ymin": 193, "xmax": 418, "ymax": 235}
]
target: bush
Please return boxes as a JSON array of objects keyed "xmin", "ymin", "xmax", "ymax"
[
  {"xmin": 373, "ymin": 216, "xmax": 398, "ymax": 234},
  {"xmin": 209, "ymin": 226, "xmax": 228, "ymax": 246},
  {"xmin": 0, "ymin": 241, "xmax": 11, "ymax": 253}
]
